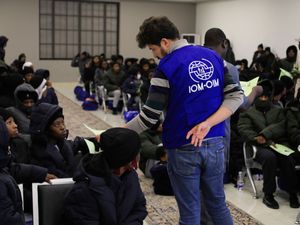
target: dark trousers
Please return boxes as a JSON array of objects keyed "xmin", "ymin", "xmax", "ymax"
[{"xmin": 255, "ymin": 146, "xmax": 297, "ymax": 195}]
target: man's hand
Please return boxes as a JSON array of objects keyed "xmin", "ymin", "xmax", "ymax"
[
  {"xmin": 186, "ymin": 121, "xmax": 211, "ymax": 147},
  {"xmin": 95, "ymin": 135, "xmax": 100, "ymax": 142},
  {"xmin": 254, "ymin": 135, "xmax": 266, "ymax": 144},
  {"xmin": 45, "ymin": 173, "xmax": 57, "ymax": 184}
]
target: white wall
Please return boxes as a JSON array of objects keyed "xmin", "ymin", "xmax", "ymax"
[
  {"xmin": 0, "ymin": 0, "xmax": 195, "ymax": 82},
  {"xmin": 119, "ymin": 1, "xmax": 196, "ymax": 59},
  {"xmin": 196, "ymin": 0, "xmax": 300, "ymax": 62}
]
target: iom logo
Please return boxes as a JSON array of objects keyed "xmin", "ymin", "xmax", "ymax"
[{"xmin": 188, "ymin": 59, "xmax": 214, "ymax": 83}]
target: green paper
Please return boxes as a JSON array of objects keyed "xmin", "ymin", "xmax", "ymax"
[
  {"xmin": 83, "ymin": 123, "xmax": 105, "ymax": 136},
  {"xmin": 270, "ymin": 144, "xmax": 294, "ymax": 156},
  {"xmin": 240, "ymin": 77, "xmax": 259, "ymax": 96},
  {"xmin": 279, "ymin": 68, "xmax": 293, "ymax": 79}
]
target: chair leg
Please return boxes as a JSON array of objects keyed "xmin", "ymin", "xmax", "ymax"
[
  {"xmin": 246, "ymin": 167, "xmax": 259, "ymax": 199},
  {"xmin": 296, "ymin": 212, "xmax": 300, "ymax": 224},
  {"xmin": 103, "ymin": 99, "xmax": 107, "ymax": 113}
]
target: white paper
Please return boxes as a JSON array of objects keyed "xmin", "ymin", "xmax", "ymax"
[
  {"xmin": 83, "ymin": 123, "xmax": 106, "ymax": 136},
  {"xmin": 84, "ymin": 138, "xmax": 101, "ymax": 154}
]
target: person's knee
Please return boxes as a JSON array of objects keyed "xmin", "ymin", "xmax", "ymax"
[
  {"xmin": 114, "ymin": 89, "xmax": 121, "ymax": 96},
  {"xmin": 257, "ymin": 149, "xmax": 277, "ymax": 166}
]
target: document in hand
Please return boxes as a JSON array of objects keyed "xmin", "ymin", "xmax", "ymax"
[
  {"xmin": 84, "ymin": 139, "xmax": 101, "ymax": 154},
  {"xmin": 270, "ymin": 144, "xmax": 295, "ymax": 156},
  {"xmin": 240, "ymin": 77, "xmax": 259, "ymax": 96},
  {"xmin": 279, "ymin": 68, "xmax": 293, "ymax": 79},
  {"xmin": 83, "ymin": 123, "xmax": 106, "ymax": 136}
]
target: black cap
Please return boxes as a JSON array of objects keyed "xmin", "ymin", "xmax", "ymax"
[
  {"xmin": 30, "ymin": 76, "xmax": 44, "ymax": 89},
  {"xmin": 100, "ymin": 128, "xmax": 140, "ymax": 169},
  {"xmin": 257, "ymin": 79, "xmax": 273, "ymax": 98},
  {"xmin": 0, "ymin": 108, "xmax": 13, "ymax": 122},
  {"xmin": 17, "ymin": 90, "xmax": 38, "ymax": 103}
]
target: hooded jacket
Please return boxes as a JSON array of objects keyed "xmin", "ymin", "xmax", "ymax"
[
  {"xmin": 0, "ymin": 72, "xmax": 24, "ymax": 108},
  {"xmin": 0, "ymin": 36, "xmax": 8, "ymax": 61},
  {"xmin": 7, "ymin": 83, "xmax": 38, "ymax": 134},
  {"xmin": 238, "ymin": 105, "xmax": 288, "ymax": 146},
  {"xmin": 0, "ymin": 118, "xmax": 25, "ymax": 225},
  {"xmin": 63, "ymin": 155, "xmax": 147, "ymax": 225},
  {"xmin": 286, "ymin": 102, "xmax": 300, "ymax": 148},
  {"xmin": 30, "ymin": 103, "xmax": 83, "ymax": 177}
]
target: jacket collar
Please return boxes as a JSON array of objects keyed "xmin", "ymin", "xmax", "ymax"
[{"xmin": 169, "ymin": 39, "xmax": 189, "ymax": 54}]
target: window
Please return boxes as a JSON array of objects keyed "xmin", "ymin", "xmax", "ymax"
[{"xmin": 39, "ymin": 0, "xmax": 119, "ymax": 59}]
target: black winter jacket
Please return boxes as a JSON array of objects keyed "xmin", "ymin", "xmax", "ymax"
[
  {"xmin": 63, "ymin": 157, "xmax": 147, "ymax": 225},
  {"xmin": 30, "ymin": 103, "xmax": 87, "ymax": 177}
]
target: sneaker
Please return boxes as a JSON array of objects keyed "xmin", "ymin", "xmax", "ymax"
[
  {"xmin": 289, "ymin": 193, "xmax": 300, "ymax": 208},
  {"xmin": 263, "ymin": 194, "xmax": 279, "ymax": 209}
]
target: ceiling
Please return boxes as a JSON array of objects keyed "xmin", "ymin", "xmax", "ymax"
[{"xmin": 121, "ymin": 0, "xmax": 233, "ymax": 2}]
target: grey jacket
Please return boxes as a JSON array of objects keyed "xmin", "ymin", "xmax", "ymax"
[{"xmin": 7, "ymin": 83, "xmax": 38, "ymax": 134}]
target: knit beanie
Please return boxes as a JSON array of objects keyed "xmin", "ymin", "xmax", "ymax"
[
  {"xmin": 0, "ymin": 107, "xmax": 13, "ymax": 122},
  {"xmin": 100, "ymin": 128, "xmax": 140, "ymax": 169},
  {"xmin": 17, "ymin": 90, "xmax": 38, "ymax": 103},
  {"xmin": 46, "ymin": 107, "xmax": 64, "ymax": 129},
  {"xmin": 22, "ymin": 62, "xmax": 33, "ymax": 70},
  {"xmin": 22, "ymin": 66, "xmax": 34, "ymax": 75},
  {"xmin": 34, "ymin": 69, "xmax": 50, "ymax": 79}
]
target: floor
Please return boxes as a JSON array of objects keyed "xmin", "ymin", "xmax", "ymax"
[{"xmin": 55, "ymin": 82, "xmax": 300, "ymax": 225}]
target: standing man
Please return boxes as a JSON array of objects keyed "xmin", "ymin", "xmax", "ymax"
[{"xmin": 126, "ymin": 16, "xmax": 243, "ymax": 225}]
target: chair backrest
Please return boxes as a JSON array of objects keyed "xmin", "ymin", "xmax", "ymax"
[
  {"xmin": 32, "ymin": 178, "xmax": 74, "ymax": 225},
  {"xmin": 243, "ymin": 142, "xmax": 262, "ymax": 169},
  {"xmin": 18, "ymin": 183, "xmax": 24, "ymax": 209}
]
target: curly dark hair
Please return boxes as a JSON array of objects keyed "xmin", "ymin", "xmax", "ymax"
[{"xmin": 136, "ymin": 16, "xmax": 180, "ymax": 48}]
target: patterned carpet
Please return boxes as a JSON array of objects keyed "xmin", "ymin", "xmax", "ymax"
[{"xmin": 57, "ymin": 91, "xmax": 263, "ymax": 225}]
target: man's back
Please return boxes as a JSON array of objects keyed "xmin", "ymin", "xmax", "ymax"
[{"xmin": 158, "ymin": 45, "xmax": 225, "ymax": 148}]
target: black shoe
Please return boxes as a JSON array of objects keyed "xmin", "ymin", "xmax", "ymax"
[
  {"xmin": 289, "ymin": 193, "xmax": 300, "ymax": 208},
  {"xmin": 112, "ymin": 107, "xmax": 118, "ymax": 115},
  {"xmin": 263, "ymin": 194, "xmax": 279, "ymax": 209}
]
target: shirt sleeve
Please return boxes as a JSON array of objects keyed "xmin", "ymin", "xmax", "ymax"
[
  {"xmin": 222, "ymin": 64, "xmax": 244, "ymax": 113},
  {"xmin": 126, "ymin": 70, "xmax": 169, "ymax": 134}
]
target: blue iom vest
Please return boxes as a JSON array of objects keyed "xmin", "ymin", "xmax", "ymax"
[{"xmin": 158, "ymin": 45, "xmax": 225, "ymax": 149}]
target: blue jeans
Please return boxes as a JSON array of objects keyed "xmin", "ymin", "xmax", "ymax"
[{"xmin": 167, "ymin": 137, "xmax": 233, "ymax": 225}]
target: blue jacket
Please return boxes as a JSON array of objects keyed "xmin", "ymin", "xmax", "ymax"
[
  {"xmin": 158, "ymin": 45, "xmax": 225, "ymax": 148},
  {"xmin": 63, "ymin": 156, "xmax": 147, "ymax": 225}
]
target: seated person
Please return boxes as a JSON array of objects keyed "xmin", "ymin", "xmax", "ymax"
[
  {"xmin": 140, "ymin": 69, "xmax": 154, "ymax": 105},
  {"xmin": 31, "ymin": 69, "xmax": 59, "ymax": 105},
  {"xmin": 272, "ymin": 80, "xmax": 286, "ymax": 108},
  {"xmin": 7, "ymin": 83, "xmax": 38, "ymax": 134},
  {"xmin": 63, "ymin": 128, "xmax": 147, "ymax": 225},
  {"xmin": 0, "ymin": 72, "xmax": 24, "ymax": 108},
  {"xmin": 139, "ymin": 121, "xmax": 163, "ymax": 177},
  {"xmin": 280, "ymin": 76, "xmax": 295, "ymax": 107},
  {"xmin": 238, "ymin": 89, "xmax": 299, "ymax": 209},
  {"xmin": 21, "ymin": 66, "xmax": 34, "ymax": 83},
  {"xmin": 0, "ymin": 118, "xmax": 56, "ymax": 223},
  {"xmin": 0, "ymin": 107, "xmax": 30, "ymax": 163},
  {"xmin": 122, "ymin": 65, "xmax": 142, "ymax": 110},
  {"xmin": 29, "ymin": 103, "xmax": 88, "ymax": 178},
  {"xmin": 103, "ymin": 61, "xmax": 126, "ymax": 114},
  {"xmin": 94, "ymin": 58, "xmax": 107, "ymax": 88},
  {"xmin": 286, "ymin": 89, "xmax": 300, "ymax": 162},
  {"xmin": 150, "ymin": 147, "xmax": 173, "ymax": 196},
  {"xmin": 0, "ymin": 118, "xmax": 26, "ymax": 225}
]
